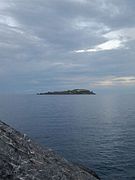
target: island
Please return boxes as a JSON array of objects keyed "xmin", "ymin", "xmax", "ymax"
[
  {"xmin": 0, "ymin": 120, "xmax": 100, "ymax": 180},
  {"xmin": 37, "ymin": 89, "xmax": 96, "ymax": 95}
]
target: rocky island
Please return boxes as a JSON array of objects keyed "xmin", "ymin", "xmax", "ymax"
[
  {"xmin": 0, "ymin": 120, "xmax": 100, "ymax": 180},
  {"xmin": 37, "ymin": 89, "xmax": 96, "ymax": 95}
]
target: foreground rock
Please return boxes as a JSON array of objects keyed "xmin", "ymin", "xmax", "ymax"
[{"xmin": 0, "ymin": 120, "xmax": 100, "ymax": 180}]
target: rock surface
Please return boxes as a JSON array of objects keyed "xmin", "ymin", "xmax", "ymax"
[{"xmin": 0, "ymin": 120, "xmax": 100, "ymax": 180}]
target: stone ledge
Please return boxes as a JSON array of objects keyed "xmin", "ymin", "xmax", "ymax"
[{"xmin": 0, "ymin": 120, "xmax": 100, "ymax": 180}]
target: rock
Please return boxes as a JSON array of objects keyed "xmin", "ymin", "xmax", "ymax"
[
  {"xmin": 0, "ymin": 120, "xmax": 100, "ymax": 180},
  {"xmin": 37, "ymin": 89, "xmax": 96, "ymax": 95}
]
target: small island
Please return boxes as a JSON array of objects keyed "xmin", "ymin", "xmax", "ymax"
[{"xmin": 37, "ymin": 89, "xmax": 96, "ymax": 95}]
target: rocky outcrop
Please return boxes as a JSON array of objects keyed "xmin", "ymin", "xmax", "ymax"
[
  {"xmin": 0, "ymin": 120, "xmax": 100, "ymax": 180},
  {"xmin": 37, "ymin": 89, "xmax": 96, "ymax": 95}
]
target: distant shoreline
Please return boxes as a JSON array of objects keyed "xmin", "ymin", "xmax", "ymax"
[
  {"xmin": 37, "ymin": 89, "xmax": 96, "ymax": 95},
  {"xmin": 37, "ymin": 94, "xmax": 96, "ymax": 95}
]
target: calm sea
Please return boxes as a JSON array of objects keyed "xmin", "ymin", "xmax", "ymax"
[{"xmin": 0, "ymin": 94, "xmax": 135, "ymax": 180}]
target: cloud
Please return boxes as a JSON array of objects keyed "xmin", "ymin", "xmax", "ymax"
[
  {"xmin": 0, "ymin": 15, "xmax": 19, "ymax": 27},
  {"xmin": 94, "ymin": 76, "xmax": 135, "ymax": 87},
  {"xmin": 75, "ymin": 39, "xmax": 124, "ymax": 53},
  {"xmin": 75, "ymin": 27, "xmax": 135, "ymax": 53},
  {"xmin": 0, "ymin": 1, "xmax": 10, "ymax": 10},
  {"xmin": 103, "ymin": 27, "xmax": 135, "ymax": 42},
  {"xmin": 0, "ymin": 0, "xmax": 135, "ymax": 92}
]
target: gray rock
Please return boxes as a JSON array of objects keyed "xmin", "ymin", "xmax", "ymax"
[{"xmin": 0, "ymin": 120, "xmax": 100, "ymax": 180}]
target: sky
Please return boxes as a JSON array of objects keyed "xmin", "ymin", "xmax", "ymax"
[{"xmin": 0, "ymin": 0, "xmax": 135, "ymax": 93}]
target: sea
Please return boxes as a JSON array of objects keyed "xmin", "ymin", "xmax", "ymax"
[{"xmin": 0, "ymin": 94, "xmax": 135, "ymax": 180}]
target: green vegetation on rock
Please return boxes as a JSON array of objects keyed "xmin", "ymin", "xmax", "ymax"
[{"xmin": 37, "ymin": 89, "xmax": 96, "ymax": 95}]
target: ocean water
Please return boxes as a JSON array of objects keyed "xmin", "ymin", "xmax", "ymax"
[{"xmin": 0, "ymin": 94, "xmax": 135, "ymax": 180}]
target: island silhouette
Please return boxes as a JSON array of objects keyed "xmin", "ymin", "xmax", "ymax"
[{"xmin": 37, "ymin": 89, "xmax": 96, "ymax": 95}]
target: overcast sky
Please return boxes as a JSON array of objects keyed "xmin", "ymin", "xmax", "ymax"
[{"xmin": 0, "ymin": 0, "xmax": 135, "ymax": 93}]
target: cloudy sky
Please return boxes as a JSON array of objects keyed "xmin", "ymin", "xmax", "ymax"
[{"xmin": 0, "ymin": 0, "xmax": 135, "ymax": 93}]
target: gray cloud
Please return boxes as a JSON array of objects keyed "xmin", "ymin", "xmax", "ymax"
[{"xmin": 0, "ymin": 0, "xmax": 135, "ymax": 93}]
